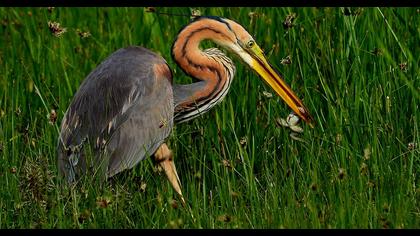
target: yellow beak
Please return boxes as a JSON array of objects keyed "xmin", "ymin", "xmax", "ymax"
[{"xmin": 249, "ymin": 45, "xmax": 314, "ymax": 127}]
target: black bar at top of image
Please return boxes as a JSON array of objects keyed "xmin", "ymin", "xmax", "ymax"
[{"xmin": 0, "ymin": 0, "xmax": 418, "ymax": 7}]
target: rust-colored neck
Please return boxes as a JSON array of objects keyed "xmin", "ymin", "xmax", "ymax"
[{"xmin": 171, "ymin": 18, "xmax": 236, "ymax": 123}]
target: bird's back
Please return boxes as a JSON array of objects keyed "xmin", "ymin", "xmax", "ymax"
[{"xmin": 58, "ymin": 46, "xmax": 174, "ymax": 183}]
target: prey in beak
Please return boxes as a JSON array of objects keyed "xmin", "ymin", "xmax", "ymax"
[
  {"xmin": 246, "ymin": 42, "xmax": 314, "ymax": 127},
  {"xmin": 222, "ymin": 17, "xmax": 314, "ymax": 127}
]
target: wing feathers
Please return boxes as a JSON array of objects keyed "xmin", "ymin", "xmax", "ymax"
[{"xmin": 58, "ymin": 46, "xmax": 174, "ymax": 182}]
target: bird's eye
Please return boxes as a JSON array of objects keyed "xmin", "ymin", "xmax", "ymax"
[{"xmin": 246, "ymin": 40, "xmax": 255, "ymax": 48}]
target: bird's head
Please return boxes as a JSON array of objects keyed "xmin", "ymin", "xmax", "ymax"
[
  {"xmin": 201, "ymin": 16, "xmax": 314, "ymax": 126},
  {"xmin": 174, "ymin": 16, "xmax": 314, "ymax": 126}
]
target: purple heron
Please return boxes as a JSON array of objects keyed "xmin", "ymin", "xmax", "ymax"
[{"xmin": 58, "ymin": 16, "xmax": 314, "ymax": 204}]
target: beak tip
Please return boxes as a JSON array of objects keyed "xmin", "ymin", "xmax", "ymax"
[
  {"xmin": 297, "ymin": 107, "xmax": 315, "ymax": 128},
  {"xmin": 308, "ymin": 121, "xmax": 315, "ymax": 128},
  {"xmin": 305, "ymin": 115, "xmax": 315, "ymax": 128}
]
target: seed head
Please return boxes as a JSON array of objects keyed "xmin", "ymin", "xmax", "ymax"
[
  {"xmin": 76, "ymin": 29, "xmax": 91, "ymax": 39},
  {"xmin": 408, "ymin": 142, "xmax": 416, "ymax": 150},
  {"xmin": 47, "ymin": 7, "xmax": 55, "ymax": 13},
  {"xmin": 48, "ymin": 21, "xmax": 67, "ymax": 37},
  {"xmin": 399, "ymin": 62, "xmax": 408, "ymax": 72},
  {"xmin": 144, "ymin": 7, "xmax": 156, "ymax": 13},
  {"xmin": 191, "ymin": 9, "xmax": 201, "ymax": 20},
  {"xmin": 338, "ymin": 168, "xmax": 346, "ymax": 180},
  {"xmin": 239, "ymin": 136, "xmax": 247, "ymax": 146},
  {"xmin": 280, "ymin": 55, "xmax": 292, "ymax": 65},
  {"xmin": 49, "ymin": 109, "xmax": 57, "ymax": 125},
  {"xmin": 360, "ymin": 162, "xmax": 368, "ymax": 175},
  {"xmin": 283, "ymin": 13, "xmax": 296, "ymax": 29}
]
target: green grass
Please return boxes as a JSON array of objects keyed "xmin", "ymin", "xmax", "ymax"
[{"xmin": 0, "ymin": 7, "xmax": 419, "ymax": 229}]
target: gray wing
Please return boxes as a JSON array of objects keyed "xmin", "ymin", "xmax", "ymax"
[{"xmin": 57, "ymin": 46, "xmax": 174, "ymax": 182}]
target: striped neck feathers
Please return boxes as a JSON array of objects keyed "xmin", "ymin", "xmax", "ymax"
[{"xmin": 172, "ymin": 18, "xmax": 237, "ymax": 123}]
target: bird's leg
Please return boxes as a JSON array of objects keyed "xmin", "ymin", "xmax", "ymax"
[{"xmin": 154, "ymin": 143, "xmax": 186, "ymax": 206}]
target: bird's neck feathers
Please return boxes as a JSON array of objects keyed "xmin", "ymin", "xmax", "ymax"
[{"xmin": 171, "ymin": 18, "xmax": 236, "ymax": 123}]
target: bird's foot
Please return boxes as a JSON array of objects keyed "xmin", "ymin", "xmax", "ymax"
[{"xmin": 154, "ymin": 143, "xmax": 186, "ymax": 207}]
